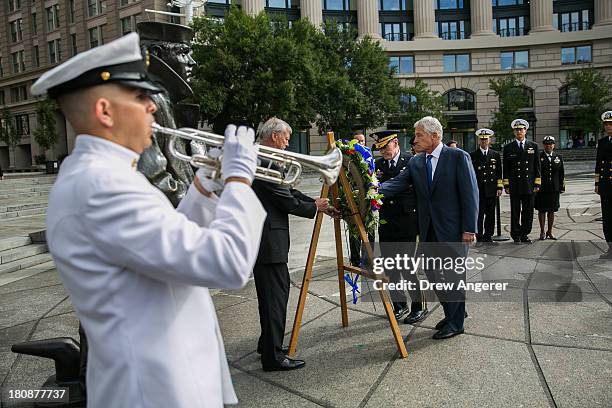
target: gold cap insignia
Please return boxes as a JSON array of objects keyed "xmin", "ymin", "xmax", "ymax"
[{"xmin": 101, "ymin": 71, "xmax": 111, "ymax": 81}]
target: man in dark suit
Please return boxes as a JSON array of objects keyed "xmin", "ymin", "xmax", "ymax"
[
  {"xmin": 596, "ymin": 111, "xmax": 612, "ymax": 259},
  {"xmin": 252, "ymin": 117, "xmax": 336, "ymax": 372},
  {"xmin": 380, "ymin": 116, "xmax": 479, "ymax": 339},
  {"xmin": 373, "ymin": 130, "xmax": 427, "ymax": 324},
  {"xmin": 503, "ymin": 119, "xmax": 541, "ymax": 244},
  {"xmin": 470, "ymin": 129, "xmax": 502, "ymax": 243}
]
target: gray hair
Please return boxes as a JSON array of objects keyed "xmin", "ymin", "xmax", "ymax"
[
  {"xmin": 414, "ymin": 116, "xmax": 443, "ymax": 138},
  {"xmin": 257, "ymin": 117, "xmax": 292, "ymax": 141}
]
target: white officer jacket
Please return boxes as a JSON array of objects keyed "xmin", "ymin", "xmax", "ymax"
[{"xmin": 46, "ymin": 135, "xmax": 266, "ymax": 408}]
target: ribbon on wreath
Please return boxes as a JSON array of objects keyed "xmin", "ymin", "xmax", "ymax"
[{"xmin": 344, "ymin": 273, "xmax": 360, "ymax": 304}]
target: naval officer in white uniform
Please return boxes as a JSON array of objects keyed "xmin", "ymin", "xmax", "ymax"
[{"xmin": 31, "ymin": 33, "xmax": 266, "ymax": 407}]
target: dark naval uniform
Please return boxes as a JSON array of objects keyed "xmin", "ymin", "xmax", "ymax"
[
  {"xmin": 376, "ymin": 153, "xmax": 426, "ymax": 315},
  {"xmin": 535, "ymin": 151, "xmax": 564, "ymax": 212},
  {"xmin": 470, "ymin": 148, "xmax": 502, "ymax": 241},
  {"xmin": 596, "ymin": 135, "xmax": 612, "ymax": 248},
  {"xmin": 503, "ymin": 139, "xmax": 541, "ymax": 241}
]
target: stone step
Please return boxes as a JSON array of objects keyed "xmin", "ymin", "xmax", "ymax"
[
  {"xmin": 0, "ymin": 184, "xmax": 52, "ymax": 192},
  {"xmin": 0, "ymin": 201, "xmax": 47, "ymax": 214},
  {"xmin": 0, "ymin": 252, "xmax": 53, "ymax": 276},
  {"xmin": 0, "ymin": 259, "xmax": 56, "ymax": 287},
  {"xmin": 0, "ymin": 236, "xmax": 32, "ymax": 252},
  {"xmin": 0, "ymin": 206, "xmax": 47, "ymax": 220},
  {"xmin": 0, "ymin": 175, "xmax": 56, "ymax": 184},
  {"xmin": 0, "ymin": 243, "xmax": 48, "ymax": 265},
  {"xmin": 0, "ymin": 191, "xmax": 48, "ymax": 200}
]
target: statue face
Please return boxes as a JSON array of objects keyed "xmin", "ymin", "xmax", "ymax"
[{"xmin": 149, "ymin": 41, "xmax": 196, "ymax": 83}]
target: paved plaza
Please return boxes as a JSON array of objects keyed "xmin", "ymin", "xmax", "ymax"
[{"xmin": 0, "ymin": 163, "xmax": 610, "ymax": 407}]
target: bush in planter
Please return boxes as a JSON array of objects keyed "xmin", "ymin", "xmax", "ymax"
[{"xmin": 34, "ymin": 154, "xmax": 47, "ymax": 165}]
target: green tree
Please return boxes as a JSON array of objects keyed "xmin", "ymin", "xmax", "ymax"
[
  {"xmin": 189, "ymin": 9, "xmax": 402, "ymax": 139},
  {"xmin": 565, "ymin": 68, "xmax": 612, "ymax": 136},
  {"xmin": 0, "ymin": 108, "xmax": 20, "ymax": 167},
  {"xmin": 33, "ymin": 98, "xmax": 58, "ymax": 155},
  {"xmin": 394, "ymin": 78, "xmax": 446, "ymax": 129},
  {"xmin": 489, "ymin": 73, "xmax": 529, "ymax": 144}
]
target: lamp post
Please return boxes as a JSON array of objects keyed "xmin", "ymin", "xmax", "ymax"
[{"xmin": 167, "ymin": 0, "xmax": 205, "ymax": 24}]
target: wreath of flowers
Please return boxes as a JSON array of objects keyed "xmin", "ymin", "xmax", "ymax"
[{"xmin": 335, "ymin": 139, "xmax": 383, "ymax": 239}]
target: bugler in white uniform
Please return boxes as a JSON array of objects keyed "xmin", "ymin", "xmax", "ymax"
[{"xmin": 33, "ymin": 33, "xmax": 266, "ymax": 407}]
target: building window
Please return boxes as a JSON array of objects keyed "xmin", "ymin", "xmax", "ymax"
[
  {"xmin": 495, "ymin": 16, "xmax": 526, "ymax": 37},
  {"xmin": 10, "ymin": 19, "xmax": 24, "ymax": 43},
  {"xmin": 435, "ymin": 0, "xmax": 464, "ymax": 9},
  {"xmin": 439, "ymin": 20, "xmax": 466, "ymax": 40},
  {"xmin": 380, "ymin": 0, "xmax": 409, "ymax": 11},
  {"xmin": 500, "ymin": 50, "xmax": 528, "ymax": 69},
  {"xmin": 381, "ymin": 22, "xmax": 411, "ymax": 41},
  {"xmin": 120, "ymin": 15, "xmax": 141, "ymax": 35},
  {"xmin": 71, "ymin": 34, "xmax": 78, "ymax": 56},
  {"xmin": 32, "ymin": 13, "xmax": 37, "ymax": 35},
  {"xmin": 267, "ymin": 0, "xmax": 290, "ymax": 8},
  {"xmin": 561, "ymin": 45, "xmax": 592, "ymax": 65},
  {"xmin": 10, "ymin": 85, "xmax": 28, "ymax": 103},
  {"xmin": 0, "ymin": 57, "xmax": 3, "ymax": 77},
  {"xmin": 443, "ymin": 54, "xmax": 470, "ymax": 72},
  {"xmin": 323, "ymin": 0, "xmax": 351, "ymax": 11},
  {"xmin": 444, "ymin": 89, "xmax": 475, "ymax": 111},
  {"xmin": 492, "ymin": 0, "xmax": 524, "ymax": 5},
  {"xmin": 48, "ymin": 39, "xmax": 61, "ymax": 64},
  {"xmin": 11, "ymin": 51, "xmax": 25, "ymax": 73},
  {"xmin": 69, "ymin": 0, "xmax": 76, "ymax": 23},
  {"xmin": 88, "ymin": 0, "xmax": 103, "ymax": 18},
  {"xmin": 559, "ymin": 85, "xmax": 581, "ymax": 106},
  {"xmin": 8, "ymin": 0, "xmax": 21, "ymax": 12},
  {"xmin": 33, "ymin": 45, "xmax": 40, "ymax": 67},
  {"xmin": 89, "ymin": 27, "xmax": 105, "ymax": 48},
  {"xmin": 0, "ymin": 91, "xmax": 4, "ymax": 105},
  {"xmin": 15, "ymin": 114, "xmax": 30, "ymax": 135},
  {"xmin": 399, "ymin": 93, "xmax": 418, "ymax": 112},
  {"xmin": 389, "ymin": 55, "xmax": 414, "ymax": 74},
  {"xmin": 557, "ymin": 10, "xmax": 590, "ymax": 32},
  {"xmin": 46, "ymin": 5, "xmax": 60, "ymax": 31}
]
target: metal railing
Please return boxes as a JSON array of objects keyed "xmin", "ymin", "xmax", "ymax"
[
  {"xmin": 440, "ymin": 31, "xmax": 466, "ymax": 40},
  {"xmin": 498, "ymin": 27, "xmax": 526, "ymax": 37}
]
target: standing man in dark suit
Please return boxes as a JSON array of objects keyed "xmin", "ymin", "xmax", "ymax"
[
  {"xmin": 252, "ymin": 117, "xmax": 336, "ymax": 371},
  {"xmin": 595, "ymin": 111, "xmax": 612, "ymax": 259},
  {"xmin": 503, "ymin": 119, "xmax": 541, "ymax": 244},
  {"xmin": 380, "ymin": 116, "xmax": 479, "ymax": 339},
  {"xmin": 372, "ymin": 130, "xmax": 427, "ymax": 324},
  {"xmin": 535, "ymin": 136, "xmax": 564, "ymax": 240},
  {"xmin": 470, "ymin": 129, "xmax": 503, "ymax": 243}
]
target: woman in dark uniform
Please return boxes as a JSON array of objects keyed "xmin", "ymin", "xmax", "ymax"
[{"xmin": 535, "ymin": 136, "xmax": 565, "ymax": 240}]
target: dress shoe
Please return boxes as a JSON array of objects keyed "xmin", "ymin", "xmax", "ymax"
[
  {"xmin": 546, "ymin": 232, "xmax": 557, "ymax": 240},
  {"xmin": 432, "ymin": 327, "xmax": 464, "ymax": 340},
  {"xmin": 599, "ymin": 251, "xmax": 612, "ymax": 260},
  {"xmin": 520, "ymin": 236, "xmax": 532, "ymax": 243},
  {"xmin": 393, "ymin": 305, "xmax": 409, "ymax": 321},
  {"xmin": 434, "ymin": 319, "xmax": 447, "ymax": 330},
  {"xmin": 539, "ymin": 233, "xmax": 546, "ymax": 240},
  {"xmin": 257, "ymin": 346, "xmax": 289, "ymax": 355},
  {"xmin": 403, "ymin": 309, "xmax": 428, "ymax": 324},
  {"xmin": 513, "ymin": 238, "xmax": 521, "ymax": 244},
  {"xmin": 262, "ymin": 357, "xmax": 305, "ymax": 372},
  {"xmin": 481, "ymin": 236, "xmax": 493, "ymax": 243}
]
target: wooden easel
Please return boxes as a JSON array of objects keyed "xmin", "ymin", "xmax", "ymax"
[{"xmin": 288, "ymin": 132, "xmax": 408, "ymax": 359}]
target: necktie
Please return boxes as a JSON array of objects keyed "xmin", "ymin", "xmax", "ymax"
[
  {"xmin": 389, "ymin": 160, "xmax": 395, "ymax": 171},
  {"xmin": 519, "ymin": 141, "xmax": 524, "ymax": 151},
  {"xmin": 426, "ymin": 154, "xmax": 433, "ymax": 188},
  {"xmin": 548, "ymin": 154, "xmax": 552, "ymax": 162}
]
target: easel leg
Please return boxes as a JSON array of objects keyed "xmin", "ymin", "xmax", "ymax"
[{"xmin": 331, "ymin": 182, "xmax": 349, "ymax": 327}]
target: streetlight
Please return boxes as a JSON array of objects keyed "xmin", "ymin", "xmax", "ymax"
[{"xmin": 166, "ymin": 0, "xmax": 205, "ymax": 24}]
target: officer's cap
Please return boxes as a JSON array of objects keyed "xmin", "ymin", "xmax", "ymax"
[
  {"xmin": 511, "ymin": 119, "xmax": 529, "ymax": 130},
  {"xmin": 476, "ymin": 128, "xmax": 494, "ymax": 139},
  {"xmin": 31, "ymin": 33, "xmax": 163, "ymax": 99},
  {"xmin": 542, "ymin": 136, "xmax": 555, "ymax": 145},
  {"xmin": 601, "ymin": 111, "xmax": 612, "ymax": 122},
  {"xmin": 371, "ymin": 130, "xmax": 399, "ymax": 150}
]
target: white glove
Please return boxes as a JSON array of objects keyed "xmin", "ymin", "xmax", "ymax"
[
  {"xmin": 221, "ymin": 124, "xmax": 258, "ymax": 182},
  {"xmin": 196, "ymin": 167, "xmax": 224, "ymax": 194}
]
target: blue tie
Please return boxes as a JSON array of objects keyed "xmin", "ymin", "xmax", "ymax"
[{"xmin": 426, "ymin": 154, "xmax": 433, "ymax": 188}]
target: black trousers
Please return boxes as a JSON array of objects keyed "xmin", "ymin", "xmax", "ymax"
[
  {"xmin": 254, "ymin": 262, "xmax": 290, "ymax": 367},
  {"xmin": 379, "ymin": 240, "xmax": 425, "ymax": 312},
  {"xmin": 510, "ymin": 194, "xmax": 534, "ymax": 239},
  {"xmin": 349, "ymin": 233, "xmax": 375, "ymax": 267},
  {"xmin": 601, "ymin": 194, "xmax": 612, "ymax": 247},
  {"xmin": 423, "ymin": 223, "xmax": 466, "ymax": 331},
  {"xmin": 477, "ymin": 195, "xmax": 496, "ymax": 240}
]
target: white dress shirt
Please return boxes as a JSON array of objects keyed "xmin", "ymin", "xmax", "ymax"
[
  {"xmin": 427, "ymin": 141, "xmax": 444, "ymax": 179},
  {"xmin": 480, "ymin": 147, "xmax": 488, "ymax": 156},
  {"xmin": 46, "ymin": 135, "xmax": 266, "ymax": 408},
  {"xmin": 387, "ymin": 150, "xmax": 401, "ymax": 168}
]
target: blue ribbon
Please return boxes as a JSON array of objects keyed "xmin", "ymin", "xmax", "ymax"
[
  {"xmin": 344, "ymin": 273, "xmax": 360, "ymax": 304},
  {"xmin": 354, "ymin": 143, "xmax": 375, "ymax": 173}
]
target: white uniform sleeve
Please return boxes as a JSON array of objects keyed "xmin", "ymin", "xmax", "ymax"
[
  {"xmin": 176, "ymin": 183, "xmax": 219, "ymax": 227},
  {"xmin": 82, "ymin": 175, "xmax": 266, "ymax": 289}
]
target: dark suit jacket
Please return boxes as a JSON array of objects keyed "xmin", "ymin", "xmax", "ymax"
[
  {"xmin": 469, "ymin": 148, "xmax": 502, "ymax": 198},
  {"xmin": 539, "ymin": 151, "xmax": 565, "ymax": 193},
  {"xmin": 380, "ymin": 145, "xmax": 479, "ymax": 242},
  {"xmin": 502, "ymin": 139, "xmax": 541, "ymax": 195},
  {"xmin": 251, "ymin": 175, "xmax": 317, "ymax": 264},
  {"xmin": 596, "ymin": 136, "xmax": 612, "ymax": 196}
]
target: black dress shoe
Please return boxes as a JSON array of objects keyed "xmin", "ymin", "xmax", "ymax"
[
  {"xmin": 257, "ymin": 346, "xmax": 289, "ymax": 355},
  {"xmin": 262, "ymin": 357, "xmax": 305, "ymax": 372},
  {"xmin": 404, "ymin": 309, "xmax": 428, "ymax": 324},
  {"xmin": 513, "ymin": 239, "xmax": 521, "ymax": 244},
  {"xmin": 434, "ymin": 319, "xmax": 447, "ymax": 330},
  {"xmin": 393, "ymin": 305, "xmax": 409, "ymax": 321},
  {"xmin": 520, "ymin": 236, "xmax": 532, "ymax": 243},
  {"xmin": 432, "ymin": 327, "xmax": 464, "ymax": 340}
]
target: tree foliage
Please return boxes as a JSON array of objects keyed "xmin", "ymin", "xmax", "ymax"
[
  {"xmin": 0, "ymin": 108, "xmax": 20, "ymax": 160},
  {"xmin": 489, "ymin": 73, "xmax": 529, "ymax": 144},
  {"xmin": 33, "ymin": 98, "xmax": 58, "ymax": 153},
  {"xmin": 190, "ymin": 8, "xmax": 402, "ymax": 138},
  {"xmin": 394, "ymin": 78, "xmax": 446, "ymax": 129},
  {"xmin": 565, "ymin": 68, "xmax": 612, "ymax": 136}
]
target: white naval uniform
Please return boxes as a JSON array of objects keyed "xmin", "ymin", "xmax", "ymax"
[{"xmin": 46, "ymin": 135, "xmax": 266, "ymax": 408}]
